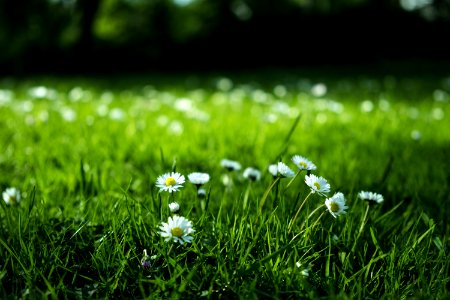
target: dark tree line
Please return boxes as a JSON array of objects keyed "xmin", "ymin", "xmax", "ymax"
[{"xmin": 1, "ymin": 0, "xmax": 449, "ymax": 74}]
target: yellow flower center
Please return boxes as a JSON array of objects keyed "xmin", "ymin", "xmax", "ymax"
[
  {"xmin": 313, "ymin": 182, "xmax": 321, "ymax": 190},
  {"xmin": 330, "ymin": 202, "xmax": 340, "ymax": 212},
  {"xmin": 165, "ymin": 177, "xmax": 176, "ymax": 186},
  {"xmin": 171, "ymin": 227, "xmax": 183, "ymax": 237},
  {"xmin": 300, "ymin": 162, "xmax": 307, "ymax": 168}
]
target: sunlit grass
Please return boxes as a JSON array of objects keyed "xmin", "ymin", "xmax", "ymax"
[{"xmin": 0, "ymin": 72, "xmax": 449, "ymax": 298}]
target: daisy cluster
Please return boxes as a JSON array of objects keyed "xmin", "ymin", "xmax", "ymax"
[
  {"xmin": 266, "ymin": 154, "xmax": 384, "ymax": 220},
  {"xmin": 273, "ymin": 155, "xmax": 384, "ymax": 219},
  {"xmin": 279, "ymin": 155, "xmax": 349, "ymax": 219},
  {"xmin": 155, "ymin": 171, "xmax": 210, "ymax": 245},
  {"xmin": 152, "ymin": 154, "xmax": 386, "ymax": 247},
  {"xmin": 221, "ymin": 158, "xmax": 262, "ymax": 182}
]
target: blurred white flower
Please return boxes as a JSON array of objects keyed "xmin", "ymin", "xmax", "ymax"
[
  {"xmin": 273, "ymin": 85, "xmax": 287, "ymax": 98},
  {"xmin": 156, "ymin": 115, "xmax": 169, "ymax": 126},
  {"xmin": 2, "ymin": 187, "xmax": 21, "ymax": 205},
  {"xmin": 220, "ymin": 159, "xmax": 241, "ymax": 171},
  {"xmin": 109, "ymin": 108, "xmax": 126, "ymax": 121},
  {"xmin": 28, "ymin": 86, "xmax": 49, "ymax": 99},
  {"xmin": 292, "ymin": 155, "xmax": 317, "ymax": 171},
  {"xmin": 96, "ymin": 104, "xmax": 109, "ymax": 117},
  {"xmin": 216, "ymin": 77, "xmax": 233, "ymax": 91},
  {"xmin": 68, "ymin": 87, "xmax": 85, "ymax": 102},
  {"xmin": 432, "ymin": 107, "xmax": 444, "ymax": 120},
  {"xmin": 311, "ymin": 83, "xmax": 327, "ymax": 97},
  {"xmin": 168, "ymin": 120, "xmax": 184, "ymax": 135},
  {"xmin": 221, "ymin": 174, "xmax": 232, "ymax": 186},
  {"xmin": 361, "ymin": 100, "xmax": 374, "ymax": 113},
  {"xmin": 276, "ymin": 162, "xmax": 295, "ymax": 178},
  {"xmin": 268, "ymin": 164, "xmax": 278, "ymax": 177},
  {"xmin": 169, "ymin": 202, "xmax": 180, "ymax": 213},
  {"xmin": 60, "ymin": 107, "xmax": 77, "ymax": 122},
  {"xmin": 0, "ymin": 89, "xmax": 14, "ymax": 105},
  {"xmin": 197, "ymin": 188, "xmax": 207, "ymax": 198},
  {"xmin": 188, "ymin": 172, "xmax": 210, "ymax": 186},
  {"xmin": 243, "ymin": 167, "xmax": 261, "ymax": 181},
  {"xmin": 358, "ymin": 191, "xmax": 384, "ymax": 203},
  {"xmin": 174, "ymin": 98, "xmax": 194, "ymax": 112}
]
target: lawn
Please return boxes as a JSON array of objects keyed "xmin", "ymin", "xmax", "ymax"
[{"xmin": 0, "ymin": 69, "xmax": 449, "ymax": 299}]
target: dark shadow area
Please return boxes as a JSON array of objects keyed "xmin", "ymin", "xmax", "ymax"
[{"xmin": 1, "ymin": 0, "xmax": 450, "ymax": 75}]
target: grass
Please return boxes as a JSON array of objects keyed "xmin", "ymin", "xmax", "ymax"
[{"xmin": 0, "ymin": 70, "xmax": 449, "ymax": 299}]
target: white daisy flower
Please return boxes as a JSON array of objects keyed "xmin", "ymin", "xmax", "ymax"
[
  {"xmin": 276, "ymin": 162, "xmax": 295, "ymax": 178},
  {"xmin": 188, "ymin": 172, "xmax": 210, "ymax": 186},
  {"xmin": 325, "ymin": 192, "xmax": 348, "ymax": 218},
  {"xmin": 305, "ymin": 174, "xmax": 330, "ymax": 196},
  {"xmin": 168, "ymin": 202, "xmax": 180, "ymax": 213},
  {"xmin": 292, "ymin": 155, "xmax": 317, "ymax": 171},
  {"xmin": 2, "ymin": 187, "xmax": 21, "ymax": 205},
  {"xmin": 197, "ymin": 188, "xmax": 207, "ymax": 198},
  {"xmin": 243, "ymin": 167, "xmax": 261, "ymax": 181},
  {"xmin": 220, "ymin": 159, "xmax": 241, "ymax": 171},
  {"xmin": 156, "ymin": 172, "xmax": 185, "ymax": 193},
  {"xmin": 159, "ymin": 215, "xmax": 195, "ymax": 244},
  {"xmin": 268, "ymin": 164, "xmax": 278, "ymax": 177},
  {"xmin": 358, "ymin": 191, "xmax": 384, "ymax": 203}
]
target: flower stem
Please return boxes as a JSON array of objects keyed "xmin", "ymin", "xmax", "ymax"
[
  {"xmin": 288, "ymin": 191, "xmax": 313, "ymax": 234},
  {"xmin": 259, "ymin": 177, "xmax": 281, "ymax": 213},
  {"xmin": 243, "ymin": 181, "xmax": 251, "ymax": 211},
  {"xmin": 310, "ymin": 209, "xmax": 327, "ymax": 229},
  {"xmin": 350, "ymin": 202, "xmax": 370, "ymax": 254},
  {"xmin": 300, "ymin": 203, "xmax": 325, "ymax": 231},
  {"xmin": 284, "ymin": 170, "xmax": 301, "ymax": 192},
  {"xmin": 272, "ymin": 178, "xmax": 281, "ymax": 209}
]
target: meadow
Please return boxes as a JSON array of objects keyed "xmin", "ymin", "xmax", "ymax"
[{"xmin": 0, "ymin": 69, "xmax": 449, "ymax": 299}]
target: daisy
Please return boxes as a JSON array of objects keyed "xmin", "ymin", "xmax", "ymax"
[
  {"xmin": 220, "ymin": 159, "xmax": 241, "ymax": 171},
  {"xmin": 188, "ymin": 172, "xmax": 210, "ymax": 186},
  {"xmin": 156, "ymin": 172, "xmax": 185, "ymax": 193},
  {"xmin": 268, "ymin": 164, "xmax": 278, "ymax": 177},
  {"xmin": 243, "ymin": 167, "xmax": 261, "ymax": 181},
  {"xmin": 2, "ymin": 187, "xmax": 21, "ymax": 205},
  {"xmin": 292, "ymin": 155, "xmax": 317, "ymax": 171},
  {"xmin": 325, "ymin": 192, "xmax": 348, "ymax": 218},
  {"xmin": 305, "ymin": 174, "xmax": 330, "ymax": 196},
  {"xmin": 197, "ymin": 188, "xmax": 207, "ymax": 198},
  {"xmin": 159, "ymin": 215, "xmax": 195, "ymax": 244},
  {"xmin": 358, "ymin": 191, "xmax": 384, "ymax": 203},
  {"xmin": 168, "ymin": 202, "xmax": 180, "ymax": 213},
  {"xmin": 276, "ymin": 162, "xmax": 295, "ymax": 178}
]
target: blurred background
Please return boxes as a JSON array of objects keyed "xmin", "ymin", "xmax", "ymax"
[{"xmin": 1, "ymin": 0, "xmax": 450, "ymax": 75}]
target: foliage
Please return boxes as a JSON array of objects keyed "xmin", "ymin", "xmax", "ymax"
[{"xmin": 0, "ymin": 71, "xmax": 449, "ymax": 298}]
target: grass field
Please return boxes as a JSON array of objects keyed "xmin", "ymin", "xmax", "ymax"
[{"xmin": 0, "ymin": 70, "xmax": 449, "ymax": 299}]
